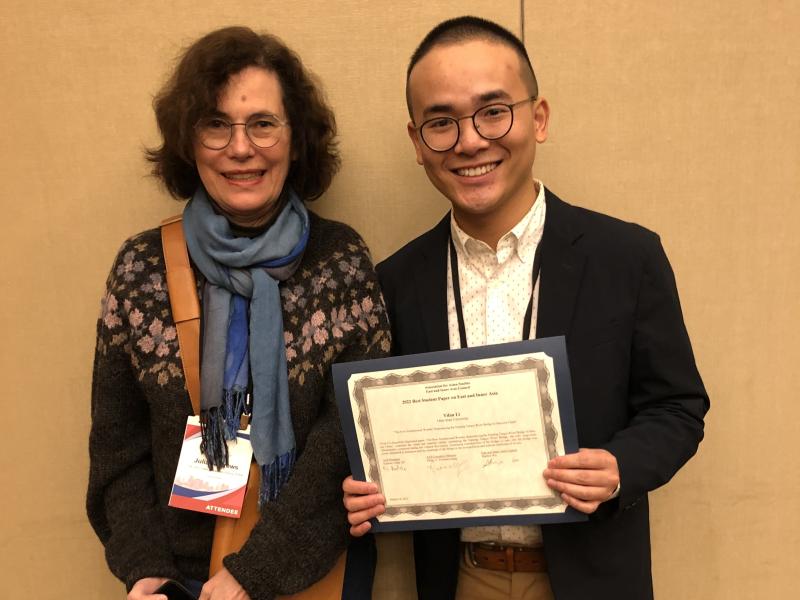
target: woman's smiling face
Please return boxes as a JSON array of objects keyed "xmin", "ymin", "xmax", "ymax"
[{"xmin": 193, "ymin": 66, "xmax": 292, "ymax": 228}]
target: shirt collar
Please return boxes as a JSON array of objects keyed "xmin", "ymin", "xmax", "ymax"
[{"xmin": 450, "ymin": 181, "xmax": 546, "ymax": 265}]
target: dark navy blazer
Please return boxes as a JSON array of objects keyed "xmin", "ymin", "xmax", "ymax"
[{"xmin": 373, "ymin": 189, "xmax": 709, "ymax": 600}]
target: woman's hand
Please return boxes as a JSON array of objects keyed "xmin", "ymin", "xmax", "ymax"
[
  {"xmin": 128, "ymin": 577, "xmax": 169, "ymax": 600},
  {"xmin": 199, "ymin": 567, "xmax": 251, "ymax": 600}
]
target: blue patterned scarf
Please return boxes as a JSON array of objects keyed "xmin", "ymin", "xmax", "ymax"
[{"xmin": 183, "ymin": 186, "xmax": 309, "ymax": 504}]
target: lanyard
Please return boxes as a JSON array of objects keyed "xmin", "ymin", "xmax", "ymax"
[{"xmin": 448, "ymin": 235, "xmax": 543, "ymax": 349}]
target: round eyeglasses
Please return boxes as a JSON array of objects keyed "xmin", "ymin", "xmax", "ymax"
[
  {"xmin": 416, "ymin": 96, "xmax": 537, "ymax": 152},
  {"xmin": 195, "ymin": 114, "xmax": 289, "ymax": 150}
]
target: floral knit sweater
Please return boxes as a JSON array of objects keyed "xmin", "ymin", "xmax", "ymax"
[{"xmin": 87, "ymin": 212, "xmax": 391, "ymax": 599}]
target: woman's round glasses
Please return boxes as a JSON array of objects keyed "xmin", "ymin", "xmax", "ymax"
[
  {"xmin": 416, "ymin": 96, "xmax": 537, "ymax": 152},
  {"xmin": 195, "ymin": 114, "xmax": 289, "ymax": 150}
]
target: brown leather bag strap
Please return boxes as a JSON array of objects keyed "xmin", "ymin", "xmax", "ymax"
[{"xmin": 160, "ymin": 215, "xmax": 201, "ymax": 416}]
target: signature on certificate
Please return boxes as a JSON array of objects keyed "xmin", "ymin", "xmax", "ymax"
[
  {"xmin": 427, "ymin": 458, "xmax": 469, "ymax": 476},
  {"xmin": 481, "ymin": 456, "xmax": 505, "ymax": 468}
]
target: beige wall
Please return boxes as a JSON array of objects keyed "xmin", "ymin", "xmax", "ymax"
[
  {"xmin": 0, "ymin": 1, "xmax": 796, "ymax": 598},
  {"xmin": 527, "ymin": 3, "xmax": 800, "ymax": 598}
]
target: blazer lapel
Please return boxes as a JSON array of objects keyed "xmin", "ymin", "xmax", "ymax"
[
  {"xmin": 409, "ymin": 194, "xmax": 584, "ymax": 349},
  {"xmin": 536, "ymin": 190, "xmax": 585, "ymax": 340},
  {"xmin": 413, "ymin": 214, "xmax": 451, "ymax": 352}
]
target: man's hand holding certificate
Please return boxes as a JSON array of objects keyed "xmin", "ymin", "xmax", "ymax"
[{"xmin": 334, "ymin": 336, "xmax": 587, "ymax": 532}]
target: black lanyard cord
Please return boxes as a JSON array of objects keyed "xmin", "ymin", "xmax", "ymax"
[{"xmin": 448, "ymin": 234, "xmax": 542, "ymax": 349}]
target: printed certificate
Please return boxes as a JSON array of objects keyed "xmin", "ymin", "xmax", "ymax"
[{"xmin": 333, "ymin": 336, "xmax": 586, "ymax": 532}]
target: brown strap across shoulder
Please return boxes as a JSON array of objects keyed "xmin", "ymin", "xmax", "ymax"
[
  {"xmin": 160, "ymin": 215, "xmax": 346, "ymax": 597},
  {"xmin": 161, "ymin": 215, "xmax": 201, "ymax": 416}
]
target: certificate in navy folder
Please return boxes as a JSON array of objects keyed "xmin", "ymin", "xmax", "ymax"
[{"xmin": 333, "ymin": 336, "xmax": 586, "ymax": 532}]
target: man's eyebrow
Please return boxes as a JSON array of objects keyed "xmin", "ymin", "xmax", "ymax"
[
  {"xmin": 476, "ymin": 89, "xmax": 512, "ymax": 104},
  {"xmin": 421, "ymin": 103, "xmax": 455, "ymax": 118},
  {"xmin": 420, "ymin": 90, "xmax": 513, "ymax": 119}
]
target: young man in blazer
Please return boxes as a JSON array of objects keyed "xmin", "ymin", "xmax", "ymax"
[{"xmin": 344, "ymin": 16, "xmax": 708, "ymax": 600}]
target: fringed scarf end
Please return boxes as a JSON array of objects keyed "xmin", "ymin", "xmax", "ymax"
[
  {"xmin": 199, "ymin": 407, "xmax": 229, "ymax": 470},
  {"xmin": 258, "ymin": 449, "xmax": 296, "ymax": 506},
  {"xmin": 222, "ymin": 388, "xmax": 247, "ymax": 440}
]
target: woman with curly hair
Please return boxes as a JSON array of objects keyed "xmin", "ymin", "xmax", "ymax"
[{"xmin": 87, "ymin": 26, "xmax": 390, "ymax": 600}]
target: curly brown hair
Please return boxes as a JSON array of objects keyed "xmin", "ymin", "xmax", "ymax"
[{"xmin": 146, "ymin": 26, "xmax": 340, "ymax": 201}]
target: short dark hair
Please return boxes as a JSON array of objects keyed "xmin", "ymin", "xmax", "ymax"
[
  {"xmin": 405, "ymin": 16, "xmax": 538, "ymax": 118},
  {"xmin": 146, "ymin": 26, "xmax": 339, "ymax": 201}
]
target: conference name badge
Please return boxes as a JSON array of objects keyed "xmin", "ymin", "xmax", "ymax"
[{"xmin": 168, "ymin": 415, "xmax": 253, "ymax": 518}]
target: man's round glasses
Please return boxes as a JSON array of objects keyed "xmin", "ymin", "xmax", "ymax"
[
  {"xmin": 416, "ymin": 96, "xmax": 537, "ymax": 152},
  {"xmin": 195, "ymin": 114, "xmax": 289, "ymax": 150}
]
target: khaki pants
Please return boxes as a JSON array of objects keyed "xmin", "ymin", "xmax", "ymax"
[{"xmin": 454, "ymin": 548, "xmax": 555, "ymax": 600}]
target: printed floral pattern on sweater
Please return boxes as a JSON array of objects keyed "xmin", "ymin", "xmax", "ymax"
[
  {"xmin": 97, "ymin": 224, "xmax": 390, "ymax": 391},
  {"xmin": 97, "ymin": 232, "xmax": 184, "ymax": 388}
]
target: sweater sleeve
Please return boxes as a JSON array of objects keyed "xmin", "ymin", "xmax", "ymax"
[
  {"xmin": 224, "ymin": 227, "xmax": 392, "ymax": 599},
  {"xmin": 86, "ymin": 240, "xmax": 184, "ymax": 590}
]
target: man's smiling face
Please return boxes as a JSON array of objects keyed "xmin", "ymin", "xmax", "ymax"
[{"xmin": 407, "ymin": 40, "xmax": 548, "ymax": 237}]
